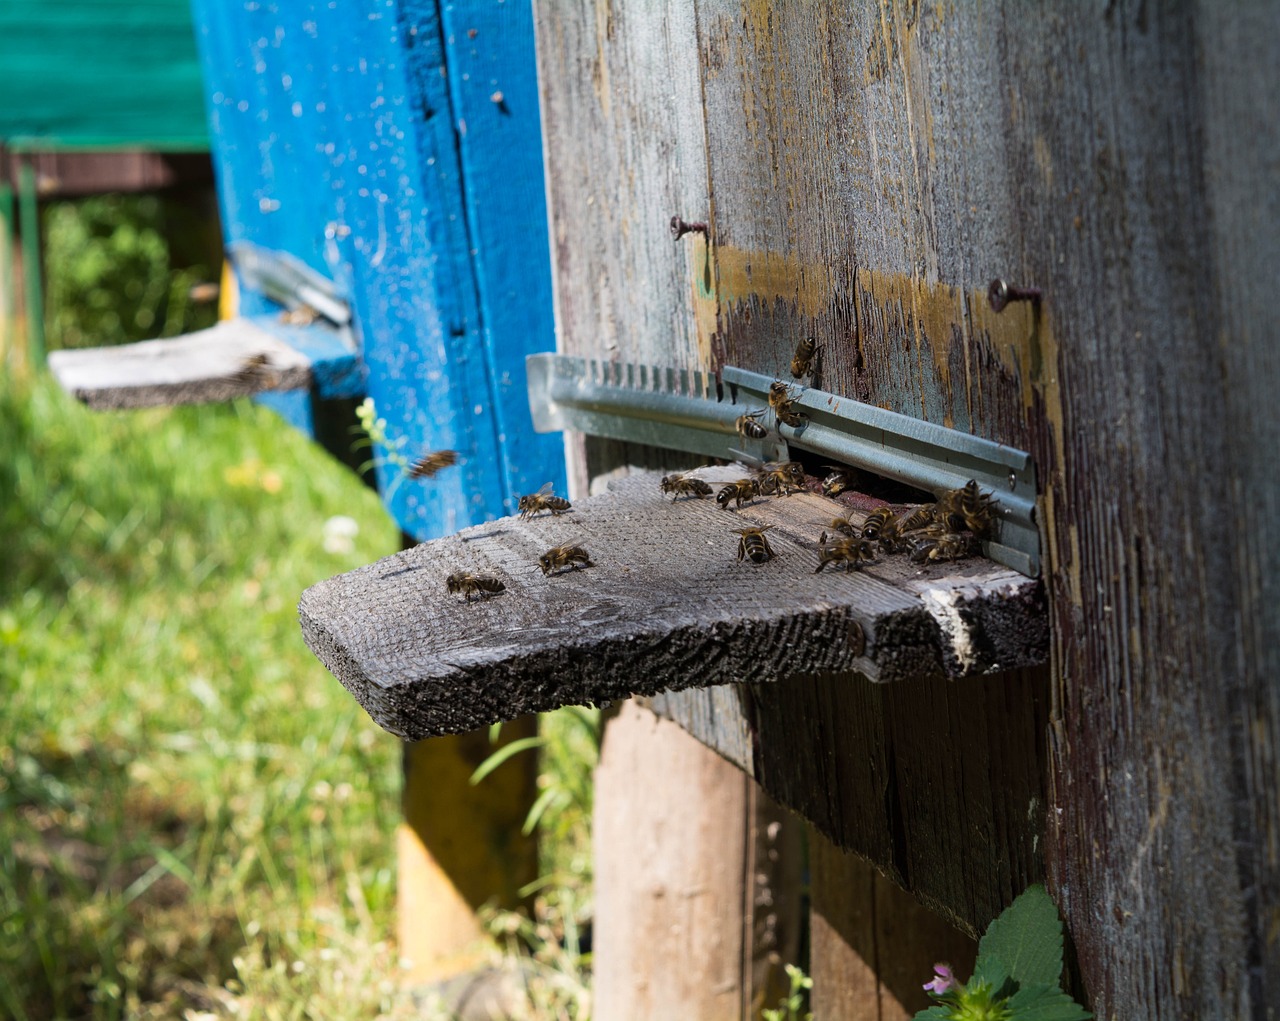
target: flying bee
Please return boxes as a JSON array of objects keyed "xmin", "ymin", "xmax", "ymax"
[
  {"xmin": 538, "ymin": 543, "xmax": 593, "ymax": 575},
  {"xmin": 735, "ymin": 409, "xmax": 770, "ymax": 440},
  {"xmin": 790, "ymin": 337, "xmax": 820, "ymax": 378},
  {"xmin": 815, "ymin": 536, "xmax": 875, "ymax": 572},
  {"xmin": 768, "ymin": 380, "xmax": 806, "ymax": 431},
  {"xmin": 717, "ymin": 478, "xmax": 760, "ymax": 510},
  {"xmin": 659, "ymin": 472, "xmax": 714, "ymax": 501},
  {"xmin": 445, "ymin": 572, "xmax": 505, "ymax": 600},
  {"xmin": 519, "ymin": 482, "xmax": 573, "ymax": 519},
  {"xmin": 735, "ymin": 525, "xmax": 775, "ymax": 564},
  {"xmin": 407, "ymin": 449, "xmax": 458, "ymax": 479},
  {"xmin": 232, "ymin": 352, "xmax": 277, "ymax": 387},
  {"xmin": 859, "ymin": 507, "xmax": 896, "ymax": 540},
  {"xmin": 894, "ymin": 504, "xmax": 937, "ymax": 535},
  {"xmin": 821, "ymin": 467, "xmax": 855, "ymax": 497}
]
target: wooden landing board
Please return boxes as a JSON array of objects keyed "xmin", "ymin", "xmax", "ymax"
[
  {"xmin": 47, "ymin": 318, "xmax": 314, "ymax": 409},
  {"xmin": 299, "ymin": 466, "xmax": 1047, "ymax": 740}
]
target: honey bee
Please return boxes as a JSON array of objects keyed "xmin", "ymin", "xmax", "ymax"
[
  {"xmin": 735, "ymin": 525, "xmax": 775, "ymax": 564},
  {"xmin": 232, "ymin": 353, "xmax": 276, "ymax": 387},
  {"xmin": 407, "ymin": 449, "xmax": 458, "ymax": 479},
  {"xmin": 659, "ymin": 472, "xmax": 714, "ymax": 501},
  {"xmin": 815, "ymin": 536, "xmax": 876, "ymax": 572},
  {"xmin": 910, "ymin": 532, "xmax": 976, "ymax": 564},
  {"xmin": 790, "ymin": 337, "xmax": 819, "ymax": 378},
  {"xmin": 279, "ymin": 305, "xmax": 321, "ymax": 326},
  {"xmin": 821, "ymin": 467, "xmax": 855, "ymax": 497},
  {"xmin": 768, "ymin": 380, "xmax": 806, "ymax": 430},
  {"xmin": 519, "ymin": 483, "xmax": 573, "ymax": 518},
  {"xmin": 859, "ymin": 507, "xmax": 895, "ymax": 540},
  {"xmin": 894, "ymin": 504, "xmax": 937, "ymax": 535},
  {"xmin": 538, "ymin": 543, "xmax": 594, "ymax": 575},
  {"xmin": 957, "ymin": 479, "xmax": 997, "ymax": 536},
  {"xmin": 754, "ymin": 461, "xmax": 806, "ymax": 497},
  {"xmin": 818, "ymin": 512, "xmax": 859, "ymax": 546},
  {"xmin": 717, "ymin": 478, "xmax": 760, "ymax": 510},
  {"xmin": 445, "ymin": 572, "xmax": 505, "ymax": 600},
  {"xmin": 735, "ymin": 409, "xmax": 769, "ymax": 440}
]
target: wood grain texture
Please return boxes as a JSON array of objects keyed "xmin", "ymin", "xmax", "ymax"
[
  {"xmin": 47, "ymin": 318, "xmax": 317, "ymax": 409},
  {"xmin": 299, "ymin": 466, "xmax": 1046, "ymax": 740},
  {"xmin": 810, "ymin": 829, "xmax": 977, "ymax": 1020},
  {"xmin": 593, "ymin": 701, "xmax": 802, "ymax": 1020},
  {"xmin": 541, "ymin": 4, "xmax": 1280, "ymax": 1014}
]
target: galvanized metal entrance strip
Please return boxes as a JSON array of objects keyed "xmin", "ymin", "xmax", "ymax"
[{"xmin": 527, "ymin": 354, "xmax": 1040, "ymax": 576}]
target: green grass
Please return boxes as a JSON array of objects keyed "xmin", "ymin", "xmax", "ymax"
[
  {"xmin": 0, "ymin": 372, "xmax": 596, "ymax": 1019},
  {"xmin": 0, "ymin": 373, "xmax": 411, "ymax": 1019}
]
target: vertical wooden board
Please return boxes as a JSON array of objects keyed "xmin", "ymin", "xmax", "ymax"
[
  {"xmin": 746, "ymin": 667, "xmax": 1047, "ymax": 936},
  {"xmin": 1200, "ymin": 9, "xmax": 1280, "ymax": 1013},
  {"xmin": 534, "ymin": 0, "xmax": 714, "ymax": 372},
  {"xmin": 810, "ymin": 830, "xmax": 977, "ymax": 1020},
  {"xmin": 594, "ymin": 701, "xmax": 801, "ymax": 1021}
]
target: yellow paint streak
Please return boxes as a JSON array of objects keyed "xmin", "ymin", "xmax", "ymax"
[
  {"xmin": 710, "ymin": 244, "xmax": 829, "ymax": 316},
  {"xmin": 690, "ymin": 237, "xmax": 718, "ymax": 371}
]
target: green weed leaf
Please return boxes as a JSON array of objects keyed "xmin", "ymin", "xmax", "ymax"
[
  {"xmin": 469, "ymin": 736, "xmax": 547, "ymax": 785},
  {"xmin": 912, "ymin": 1007, "xmax": 955, "ymax": 1020},
  {"xmin": 973, "ymin": 885, "xmax": 1063, "ymax": 989},
  {"xmin": 1004, "ymin": 984, "xmax": 1092, "ymax": 1020}
]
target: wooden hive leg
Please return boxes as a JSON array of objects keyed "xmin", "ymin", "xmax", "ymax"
[
  {"xmin": 398, "ymin": 719, "xmax": 539, "ymax": 984},
  {"xmin": 594, "ymin": 700, "xmax": 803, "ymax": 1020},
  {"xmin": 809, "ymin": 829, "xmax": 977, "ymax": 1019}
]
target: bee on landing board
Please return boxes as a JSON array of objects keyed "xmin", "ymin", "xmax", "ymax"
[
  {"xmin": 519, "ymin": 483, "xmax": 573, "ymax": 519},
  {"xmin": 859, "ymin": 507, "xmax": 895, "ymax": 540},
  {"xmin": 735, "ymin": 409, "xmax": 769, "ymax": 440},
  {"xmin": 754, "ymin": 461, "xmax": 806, "ymax": 497},
  {"xmin": 445, "ymin": 572, "xmax": 505, "ymax": 600},
  {"xmin": 909, "ymin": 532, "xmax": 977, "ymax": 564},
  {"xmin": 538, "ymin": 544, "xmax": 594, "ymax": 576},
  {"xmin": 815, "ymin": 536, "xmax": 875, "ymax": 573},
  {"xmin": 790, "ymin": 337, "xmax": 819, "ymax": 379},
  {"xmin": 407, "ymin": 449, "xmax": 458, "ymax": 479},
  {"xmin": 735, "ymin": 525, "xmax": 775, "ymax": 564},
  {"xmin": 819, "ymin": 512, "xmax": 859, "ymax": 546},
  {"xmin": 717, "ymin": 478, "xmax": 760, "ymax": 510},
  {"xmin": 659, "ymin": 472, "xmax": 714, "ymax": 501},
  {"xmin": 894, "ymin": 504, "xmax": 937, "ymax": 535},
  {"xmin": 937, "ymin": 479, "xmax": 997, "ymax": 537}
]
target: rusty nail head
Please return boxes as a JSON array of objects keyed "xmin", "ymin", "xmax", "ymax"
[
  {"xmin": 988, "ymin": 278, "xmax": 1042, "ymax": 313},
  {"xmin": 670, "ymin": 215, "xmax": 709, "ymax": 240}
]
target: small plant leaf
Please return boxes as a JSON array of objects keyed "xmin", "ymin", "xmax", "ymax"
[
  {"xmin": 973, "ymin": 884, "xmax": 1064, "ymax": 989},
  {"xmin": 468, "ymin": 736, "xmax": 547, "ymax": 785},
  {"xmin": 1004, "ymin": 984, "xmax": 1092, "ymax": 1020},
  {"xmin": 911, "ymin": 1007, "xmax": 955, "ymax": 1020}
]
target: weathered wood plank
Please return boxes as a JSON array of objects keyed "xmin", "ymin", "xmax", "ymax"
[
  {"xmin": 45, "ymin": 317, "xmax": 352, "ymax": 409},
  {"xmin": 299, "ymin": 466, "xmax": 1046, "ymax": 741},
  {"xmin": 593, "ymin": 701, "xmax": 802, "ymax": 1020}
]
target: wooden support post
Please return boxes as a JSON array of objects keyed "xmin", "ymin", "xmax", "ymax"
[
  {"xmin": 398, "ymin": 719, "xmax": 539, "ymax": 984},
  {"xmin": 593, "ymin": 700, "xmax": 803, "ymax": 1020},
  {"xmin": 809, "ymin": 827, "xmax": 977, "ymax": 1020}
]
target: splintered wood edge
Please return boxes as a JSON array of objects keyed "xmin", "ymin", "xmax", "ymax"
[
  {"xmin": 298, "ymin": 467, "xmax": 1047, "ymax": 739},
  {"xmin": 47, "ymin": 319, "xmax": 313, "ymax": 409}
]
